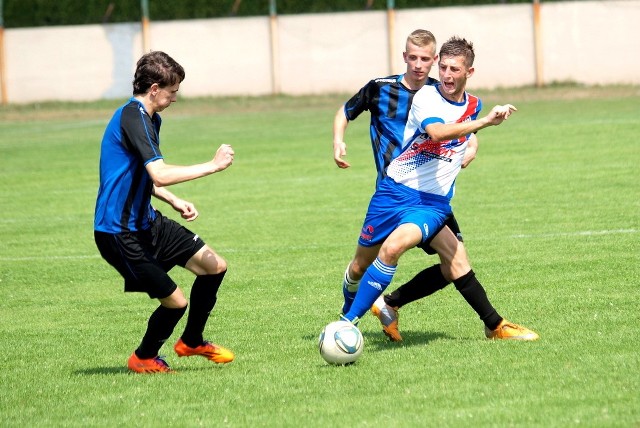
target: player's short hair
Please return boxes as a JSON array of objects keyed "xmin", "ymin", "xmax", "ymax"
[
  {"xmin": 406, "ymin": 29, "xmax": 436, "ymax": 49},
  {"xmin": 132, "ymin": 51, "xmax": 185, "ymax": 95},
  {"xmin": 439, "ymin": 36, "xmax": 475, "ymax": 67}
]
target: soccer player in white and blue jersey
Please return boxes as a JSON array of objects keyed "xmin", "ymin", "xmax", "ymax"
[
  {"xmin": 333, "ymin": 30, "xmax": 478, "ymax": 332},
  {"xmin": 339, "ymin": 36, "xmax": 539, "ymax": 340}
]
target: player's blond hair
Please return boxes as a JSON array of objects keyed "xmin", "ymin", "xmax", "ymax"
[{"xmin": 406, "ymin": 29, "xmax": 436, "ymax": 49}]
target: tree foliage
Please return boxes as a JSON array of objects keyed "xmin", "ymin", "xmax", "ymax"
[{"xmin": 3, "ymin": 0, "xmax": 545, "ymax": 28}]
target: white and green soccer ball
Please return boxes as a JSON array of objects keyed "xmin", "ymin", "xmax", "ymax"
[{"xmin": 318, "ymin": 320, "xmax": 364, "ymax": 365}]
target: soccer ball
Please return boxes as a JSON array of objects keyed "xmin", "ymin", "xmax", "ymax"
[{"xmin": 318, "ymin": 320, "xmax": 364, "ymax": 365}]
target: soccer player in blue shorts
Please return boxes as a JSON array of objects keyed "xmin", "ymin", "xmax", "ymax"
[
  {"xmin": 334, "ymin": 32, "xmax": 538, "ymax": 341},
  {"xmin": 94, "ymin": 51, "xmax": 237, "ymax": 373}
]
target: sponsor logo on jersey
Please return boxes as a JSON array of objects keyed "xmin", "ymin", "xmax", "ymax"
[{"xmin": 399, "ymin": 134, "xmax": 460, "ymax": 163}]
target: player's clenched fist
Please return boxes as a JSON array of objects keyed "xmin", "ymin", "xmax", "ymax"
[
  {"xmin": 213, "ymin": 144, "xmax": 235, "ymax": 171},
  {"xmin": 487, "ymin": 104, "xmax": 517, "ymax": 125}
]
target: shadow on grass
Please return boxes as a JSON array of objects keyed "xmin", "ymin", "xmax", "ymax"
[
  {"xmin": 303, "ymin": 329, "xmax": 455, "ymax": 352},
  {"xmin": 73, "ymin": 367, "xmax": 130, "ymax": 375},
  {"xmin": 73, "ymin": 365, "xmax": 228, "ymax": 376},
  {"xmin": 363, "ymin": 330, "xmax": 454, "ymax": 351}
]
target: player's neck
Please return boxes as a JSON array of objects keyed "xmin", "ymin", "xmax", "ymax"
[
  {"xmin": 401, "ymin": 74, "xmax": 427, "ymax": 91},
  {"xmin": 134, "ymin": 95, "xmax": 155, "ymax": 117}
]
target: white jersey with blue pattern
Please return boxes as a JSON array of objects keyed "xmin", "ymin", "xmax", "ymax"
[{"xmin": 387, "ymin": 84, "xmax": 482, "ymax": 199}]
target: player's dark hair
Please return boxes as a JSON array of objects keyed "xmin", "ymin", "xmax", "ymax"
[
  {"xmin": 439, "ymin": 36, "xmax": 475, "ymax": 67},
  {"xmin": 132, "ymin": 51, "xmax": 185, "ymax": 95}
]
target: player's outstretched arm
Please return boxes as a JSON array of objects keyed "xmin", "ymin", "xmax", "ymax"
[
  {"xmin": 426, "ymin": 104, "xmax": 517, "ymax": 143},
  {"xmin": 333, "ymin": 106, "xmax": 351, "ymax": 169},
  {"xmin": 145, "ymin": 144, "xmax": 235, "ymax": 187}
]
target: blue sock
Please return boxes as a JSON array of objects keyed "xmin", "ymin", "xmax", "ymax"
[
  {"xmin": 341, "ymin": 266, "xmax": 360, "ymax": 314},
  {"xmin": 343, "ymin": 258, "xmax": 396, "ymax": 323}
]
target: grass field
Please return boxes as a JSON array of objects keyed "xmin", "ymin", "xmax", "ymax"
[{"xmin": 1, "ymin": 85, "xmax": 638, "ymax": 427}]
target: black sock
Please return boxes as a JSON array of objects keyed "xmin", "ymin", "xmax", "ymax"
[
  {"xmin": 453, "ymin": 270, "xmax": 502, "ymax": 330},
  {"xmin": 136, "ymin": 305, "xmax": 187, "ymax": 359},
  {"xmin": 384, "ymin": 264, "xmax": 449, "ymax": 308},
  {"xmin": 181, "ymin": 271, "xmax": 226, "ymax": 348}
]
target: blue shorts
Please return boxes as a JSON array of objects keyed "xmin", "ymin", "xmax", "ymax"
[{"xmin": 358, "ymin": 178, "xmax": 452, "ymax": 247}]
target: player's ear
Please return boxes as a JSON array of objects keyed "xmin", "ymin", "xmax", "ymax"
[
  {"xmin": 402, "ymin": 51, "xmax": 408, "ymax": 63},
  {"xmin": 149, "ymin": 82, "xmax": 160, "ymax": 96},
  {"xmin": 466, "ymin": 67, "xmax": 475, "ymax": 78}
]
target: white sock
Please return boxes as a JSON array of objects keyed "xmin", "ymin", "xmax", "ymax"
[{"xmin": 343, "ymin": 264, "xmax": 360, "ymax": 293}]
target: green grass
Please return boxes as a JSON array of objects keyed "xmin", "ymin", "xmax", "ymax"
[{"xmin": 1, "ymin": 86, "xmax": 639, "ymax": 427}]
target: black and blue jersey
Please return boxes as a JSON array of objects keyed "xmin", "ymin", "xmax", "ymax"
[
  {"xmin": 94, "ymin": 98, "xmax": 164, "ymax": 234},
  {"xmin": 343, "ymin": 74, "xmax": 438, "ymax": 186}
]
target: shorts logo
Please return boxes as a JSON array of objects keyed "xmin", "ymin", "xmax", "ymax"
[
  {"xmin": 423, "ymin": 223, "xmax": 429, "ymax": 236},
  {"xmin": 193, "ymin": 234, "xmax": 199, "ymax": 242},
  {"xmin": 360, "ymin": 225, "xmax": 374, "ymax": 241}
]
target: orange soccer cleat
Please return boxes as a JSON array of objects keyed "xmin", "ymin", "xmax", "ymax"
[
  {"xmin": 485, "ymin": 319, "xmax": 540, "ymax": 341},
  {"xmin": 371, "ymin": 296, "xmax": 402, "ymax": 342},
  {"xmin": 174, "ymin": 338, "xmax": 235, "ymax": 364},
  {"xmin": 127, "ymin": 352, "xmax": 174, "ymax": 374}
]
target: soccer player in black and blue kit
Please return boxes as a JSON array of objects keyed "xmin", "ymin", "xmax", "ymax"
[
  {"xmin": 94, "ymin": 51, "xmax": 237, "ymax": 373},
  {"xmin": 333, "ymin": 30, "xmax": 538, "ymax": 341}
]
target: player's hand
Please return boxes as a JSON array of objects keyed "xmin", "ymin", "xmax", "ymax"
[
  {"xmin": 487, "ymin": 104, "xmax": 517, "ymax": 125},
  {"xmin": 212, "ymin": 144, "xmax": 234, "ymax": 172},
  {"xmin": 334, "ymin": 141, "xmax": 351, "ymax": 168},
  {"xmin": 174, "ymin": 199, "xmax": 199, "ymax": 222}
]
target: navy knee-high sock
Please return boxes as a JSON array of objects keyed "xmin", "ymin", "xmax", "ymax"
[
  {"xmin": 136, "ymin": 305, "xmax": 187, "ymax": 359},
  {"xmin": 453, "ymin": 270, "xmax": 502, "ymax": 330},
  {"xmin": 181, "ymin": 271, "xmax": 226, "ymax": 347},
  {"xmin": 384, "ymin": 264, "xmax": 449, "ymax": 308}
]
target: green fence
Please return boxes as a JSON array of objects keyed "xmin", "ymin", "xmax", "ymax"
[{"xmin": 3, "ymin": 0, "xmax": 555, "ymax": 28}]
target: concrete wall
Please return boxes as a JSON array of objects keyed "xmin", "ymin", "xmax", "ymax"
[{"xmin": 2, "ymin": 0, "xmax": 639, "ymax": 103}]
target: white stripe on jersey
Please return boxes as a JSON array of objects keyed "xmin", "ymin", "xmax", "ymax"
[{"xmin": 387, "ymin": 85, "xmax": 481, "ymax": 197}]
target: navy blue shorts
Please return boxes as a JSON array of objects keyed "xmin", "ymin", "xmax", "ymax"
[{"xmin": 94, "ymin": 211, "xmax": 206, "ymax": 299}]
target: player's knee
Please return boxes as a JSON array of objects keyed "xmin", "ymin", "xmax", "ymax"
[
  {"xmin": 205, "ymin": 258, "xmax": 226, "ymax": 275},
  {"xmin": 216, "ymin": 258, "xmax": 227, "ymax": 273},
  {"xmin": 379, "ymin": 242, "xmax": 406, "ymax": 265},
  {"xmin": 160, "ymin": 288, "xmax": 188, "ymax": 308},
  {"xmin": 196, "ymin": 247, "xmax": 227, "ymax": 275}
]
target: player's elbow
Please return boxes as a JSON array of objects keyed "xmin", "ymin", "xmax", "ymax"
[
  {"xmin": 146, "ymin": 162, "xmax": 174, "ymax": 187},
  {"xmin": 151, "ymin": 176, "xmax": 172, "ymax": 188},
  {"xmin": 425, "ymin": 124, "xmax": 447, "ymax": 142}
]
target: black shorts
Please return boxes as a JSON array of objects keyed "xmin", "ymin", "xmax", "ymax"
[
  {"xmin": 94, "ymin": 211, "xmax": 206, "ymax": 299},
  {"xmin": 418, "ymin": 214, "xmax": 464, "ymax": 255}
]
